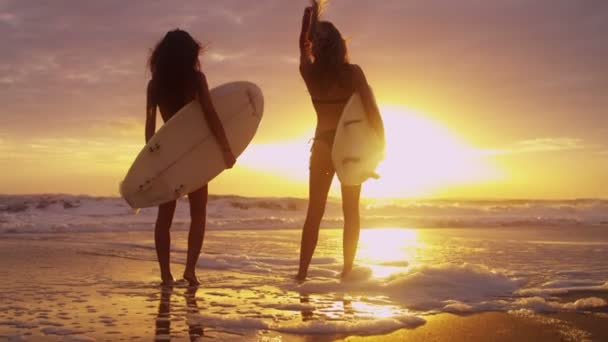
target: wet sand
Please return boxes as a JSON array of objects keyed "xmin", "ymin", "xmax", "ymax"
[
  {"xmin": 341, "ymin": 311, "xmax": 608, "ymax": 342},
  {"xmin": 1, "ymin": 235, "xmax": 606, "ymax": 341}
]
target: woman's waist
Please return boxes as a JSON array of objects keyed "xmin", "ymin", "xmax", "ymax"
[{"xmin": 313, "ymin": 127, "xmax": 338, "ymax": 148}]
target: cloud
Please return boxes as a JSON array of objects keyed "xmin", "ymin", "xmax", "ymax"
[
  {"xmin": 207, "ymin": 50, "xmax": 251, "ymax": 63},
  {"xmin": 487, "ymin": 137, "xmax": 597, "ymax": 156},
  {"xmin": 0, "ymin": 12, "xmax": 18, "ymax": 26},
  {"xmin": 510, "ymin": 138, "xmax": 590, "ymax": 153},
  {"xmin": 0, "ymin": 135, "xmax": 141, "ymax": 165},
  {"xmin": 0, "ymin": 1, "xmax": 606, "ymax": 171}
]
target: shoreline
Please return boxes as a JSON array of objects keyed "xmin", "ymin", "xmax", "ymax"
[
  {"xmin": 341, "ymin": 311, "xmax": 608, "ymax": 342},
  {"xmin": 1, "ymin": 234, "xmax": 607, "ymax": 341}
]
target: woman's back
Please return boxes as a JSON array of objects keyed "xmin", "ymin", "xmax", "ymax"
[
  {"xmin": 149, "ymin": 72, "xmax": 201, "ymax": 123},
  {"xmin": 302, "ymin": 63, "xmax": 357, "ymax": 133}
]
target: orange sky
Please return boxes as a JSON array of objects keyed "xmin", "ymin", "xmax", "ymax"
[{"xmin": 0, "ymin": 1, "xmax": 607, "ymax": 198}]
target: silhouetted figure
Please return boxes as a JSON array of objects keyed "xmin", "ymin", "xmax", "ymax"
[
  {"xmin": 146, "ymin": 30, "xmax": 236, "ymax": 286},
  {"xmin": 296, "ymin": 1, "xmax": 385, "ymax": 281}
]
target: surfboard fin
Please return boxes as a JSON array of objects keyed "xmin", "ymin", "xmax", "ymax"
[{"xmin": 367, "ymin": 172, "xmax": 381, "ymax": 180}]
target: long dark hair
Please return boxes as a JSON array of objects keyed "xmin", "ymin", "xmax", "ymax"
[
  {"xmin": 311, "ymin": 21, "xmax": 350, "ymax": 88},
  {"xmin": 148, "ymin": 29, "xmax": 203, "ymax": 96}
]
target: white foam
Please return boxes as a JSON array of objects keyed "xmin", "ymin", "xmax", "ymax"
[
  {"xmin": 561, "ymin": 297, "xmax": 607, "ymax": 310},
  {"xmin": 2, "ymin": 195, "xmax": 607, "ymax": 234},
  {"xmin": 188, "ymin": 312, "xmax": 425, "ymax": 335},
  {"xmin": 273, "ymin": 314, "xmax": 425, "ymax": 334},
  {"xmin": 291, "ymin": 264, "xmax": 524, "ymax": 311},
  {"xmin": 517, "ymin": 280, "xmax": 608, "ymax": 297},
  {"xmin": 259, "ymin": 303, "xmax": 317, "ymax": 311},
  {"xmin": 442, "ymin": 301, "xmax": 475, "ymax": 313},
  {"xmin": 187, "ymin": 313, "xmax": 268, "ymax": 330},
  {"xmin": 511, "ymin": 296, "xmax": 608, "ymax": 313},
  {"xmin": 385, "ymin": 264, "xmax": 523, "ymax": 309}
]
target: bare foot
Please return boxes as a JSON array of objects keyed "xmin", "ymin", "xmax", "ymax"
[
  {"xmin": 295, "ymin": 272, "xmax": 307, "ymax": 283},
  {"xmin": 160, "ymin": 277, "xmax": 174, "ymax": 287},
  {"xmin": 340, "ymin": 267, "xmax": 352, "ymax": 280},
  {"xmin": 183, "ymin": 272, "xmax": 201, "ymax": 287}
]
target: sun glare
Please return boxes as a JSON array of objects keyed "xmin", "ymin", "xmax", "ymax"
[
  {"xmin": 358, "ymin": 228, "xmax": 421, "ymax": 278},
  {"xmin": 239, "ymin": 105, "xmax": 502, "ymax": 198},
  {"xmin": 238, "ymin": 133, "xmax": 312, "ymax": 180},
  {"xmin": 364, "ymin": 105, "xmax": 502, "ymax": 198}
]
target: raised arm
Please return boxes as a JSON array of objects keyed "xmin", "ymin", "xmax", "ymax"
[
  {"xmin": 353, "ymin": 65, "xmax": 386, "ymax": 149},
  {"xmin": 145, "ymin": 80, "xmax": 157, "ymax": 143},
  {"xmin": 300, "ymin": 1, "xmax": 322, "ymax": 70},
  {"xmin": 198, "ymin": 73, "xmax": 236, "ymax": 168},
  {"xmin": 299, "ymin": 6, "xmax": 314, "ymax": 67}
]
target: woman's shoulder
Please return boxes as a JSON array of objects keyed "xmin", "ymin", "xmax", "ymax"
[
  {"xmin": 347, "ymin": 63, "xmax": 364, "ymax": 75},
  {"xmin": 347, "ymin": 64, "xmax": 367, "ymax": 85}
]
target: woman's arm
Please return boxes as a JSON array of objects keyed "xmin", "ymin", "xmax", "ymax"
[
  {"xmin": 353, "ymin": 65, "xmax": 386, "ymax": 149},
  {"xmin": 198, "ymin": 73, "xmax": 236, "ymax": 168},
  {"xmin": 145, "ymin": 80, "xmax": 157, "ymax": 143},
  {"xmin": 299, "ymin": 6, "xmax": 314, "ymax": 68},
  {"xmin": 300, "ymin": 2, "xmax": 322, "ymax": 71}
]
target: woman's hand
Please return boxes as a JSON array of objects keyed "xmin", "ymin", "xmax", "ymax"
[
  {"xmin": 304, "ymin": 5, "xmax": 313, "ymax": 16},
  {"xmin": 222, "ymin": 147, "xmax": 236, "ymax": 169}
]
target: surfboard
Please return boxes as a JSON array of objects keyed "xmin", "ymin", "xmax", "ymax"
[
  {"xmin": 120, "ymin": 81, "xmax": 264, "ymax": 209},
  {"xmin": 332, "ymin": 91, "xmax": 384, "ymax": 186}
]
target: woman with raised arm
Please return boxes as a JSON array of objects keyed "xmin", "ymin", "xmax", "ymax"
[
  {"xmin": 297, "ymin": 1, "xmax": 385, "ymax": 281},
  {"xmin": 146, "ymin": 29, "xmax": 236, "ymax": 287}
]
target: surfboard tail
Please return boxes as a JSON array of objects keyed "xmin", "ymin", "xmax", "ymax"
[{"xmin": 367, "ymin": 172, "xmax": 381, "ymax": 180}]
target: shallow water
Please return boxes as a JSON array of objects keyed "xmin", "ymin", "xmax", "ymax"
[
  {"xmin": 2, "ymin": 194, "xmax": 608, "ymax": 338},
  {"xmin": 9, "ymin": 224, "xmax": 603, "ymax": 337}
]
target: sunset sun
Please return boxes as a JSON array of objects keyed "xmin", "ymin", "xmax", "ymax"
[
  {"xmin": 238, "ymin": 105, "xmax": 502, "ymax": 199},
  {"xmin": 364, "ymin": 105, "xmax": 503, "ymax": 198}
]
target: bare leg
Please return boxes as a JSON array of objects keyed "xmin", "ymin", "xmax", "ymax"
[
  {"xmin": 183, "ymin": 185, "xmax": 208, "ymax": 286},
  {"xmin": 341, "ymin": 184, "xmax": 361, "ymax": 277},
  {"xmin": 297, "ymin": 143, "xmax": 334, "ymax": 281},
  {"xmin": 155, "ymin": 200, "xmax": 177, "ymax": 285}
]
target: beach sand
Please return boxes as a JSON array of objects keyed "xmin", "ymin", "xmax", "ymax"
[
  {"xmin": 1, "ymin": 235, "xmax": 607, "ymax": 341},
  {"xmin": 341, "ymin": 311, "xmax": 608, "ymax": 342}
]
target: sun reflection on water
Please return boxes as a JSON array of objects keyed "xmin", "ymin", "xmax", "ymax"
[{"xmin": 358, "ymin": 228, "xmax": 423, "ymax": 278}]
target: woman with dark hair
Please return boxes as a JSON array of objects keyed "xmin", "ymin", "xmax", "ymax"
[
  {"xmin": 146, "ymin": 29, "xmax": 236, "ymax": 286},
  {"xmin": 297, "ymin": 1, "xmax": 385, "ymax": 281}
]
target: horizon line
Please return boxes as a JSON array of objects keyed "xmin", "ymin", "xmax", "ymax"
[{"xmin": 1, "ymin": 192, "xmax": 607, "ymax": 202}]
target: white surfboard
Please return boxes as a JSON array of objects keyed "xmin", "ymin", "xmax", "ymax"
[
  {"xmin": 120, "ymin": 81, "xmax": 264, "ymax": 209},
  {"xmin": 332, "ymin": 91, "xmax": 384, "ymax": 186}
]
